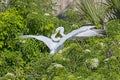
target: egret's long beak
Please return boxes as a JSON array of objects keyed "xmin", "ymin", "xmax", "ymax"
[{"xmin": 94, "ymin": 29, "xmax": 107, "ymax": 36}]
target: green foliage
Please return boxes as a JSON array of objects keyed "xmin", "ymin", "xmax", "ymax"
[
  {"xmin": 11, "ymin": 0, "xmax": 53, "ymax": 17},
  {"xmin": 0, "ymin": 73, "xmax": 15, "ymax": 80},
  {"xmin": 0, "ymin": 0, "xmax": 120, "ymax": 80},
  {"xmin": 106, "ymin": 0, "xmax": 120, "ymax": 20},
  {"xmin": 78, "ymin": 0, "xmax": 106, "ymax": 27},
  {"xmin": 0, "ymin": 8, "xmax": 26, "ymax": 50}
]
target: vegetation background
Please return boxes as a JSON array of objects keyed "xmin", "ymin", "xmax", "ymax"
[{"xmin": 0, "ymin": 0, "xmax": 120, "ymax": 80}]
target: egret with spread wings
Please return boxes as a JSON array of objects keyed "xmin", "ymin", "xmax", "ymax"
[{"xmin": 21, "ymin": 26, "xmax": 95, "ymax": 55}]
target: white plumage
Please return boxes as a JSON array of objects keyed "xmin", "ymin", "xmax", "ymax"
[
  {"xmin": 21, "ymin": 26, "xmax": 96, "ymax": 55},
  {"xmin": 51, "ymin": 26, "xmax": 105, "ymax": 41}
]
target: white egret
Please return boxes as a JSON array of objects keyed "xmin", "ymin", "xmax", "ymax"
[
  {"xmin": 51, "ymin": 26, "xmax": 105, "ymax": 41},
  {"xmin": 21, "ymin": 26, "xmax": 95, "ymax": 55}
]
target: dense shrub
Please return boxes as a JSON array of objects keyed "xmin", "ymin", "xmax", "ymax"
[
  {"xmin": 0, "ymin": 8, "xmax": 26, "ymax": 50},
  {"xmin": 0, "ymin": 0, "xmax": 120, "ymax": 80}
]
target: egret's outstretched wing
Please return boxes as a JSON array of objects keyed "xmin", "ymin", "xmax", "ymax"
[
  {"xmin": 75, "ymin": 30, "xmax": 97, "ymax": 37},
  {"xmin": 79, "ymin": 26, "xmax": 96, "ymax": 30},
  {"xmin": 51, "ymin": 26, "xmax": 96, "ymax": 42},
  {"xmin": 56, "ymin": 26, "xmax": 98, "ymax": 46},
  {"xmin": 56, "ymin": 27, "xmax": 89, "ymax": 47},
  {"xmin": 21, "ymin": 35, "xmax": 57, "ymax": 50},
  {"xmin": 75, "ymin": 29, "xmax": 105, "ymax": 38},
  {"xmin": 64, "ymin": 26, "xmax": 96, "ymax": 38}
]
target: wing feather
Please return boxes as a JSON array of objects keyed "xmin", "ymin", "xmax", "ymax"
[{"xmin": 21, "ymin": 35, "xmax": 57, "ymax": 50}]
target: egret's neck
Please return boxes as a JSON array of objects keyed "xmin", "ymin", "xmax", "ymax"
[
  {"xmin": 59, "ymin": 28, "xmax": 65, "ymax": 37},
  {"xmin": 51, "ymin": 34, "xmax": 61, "ymax": 42}
]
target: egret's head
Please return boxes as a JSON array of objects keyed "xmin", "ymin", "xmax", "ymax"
[{"xmin": 56, "ymin": 26, "xmax": 64, "ymax": 33}]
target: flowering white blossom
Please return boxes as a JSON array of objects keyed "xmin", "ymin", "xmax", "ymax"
[
  {"xmin": 5, "ymin": 73, "xmax": 15, "ymax": 77},
  {"xmin": 44, "ymin": 13, "xmax": 50, "ymax": 16},
  {"xmin": 91, "ymin": 58, "xmax": 99, "ymax": 69},
  {"xmin": 85, "ymin": 49, "xmax": 91, "ymax": 53},
  {"xmin": 20, "ymin": 40, "xmax": 26, "ymax": 43},
  {"xmin": 62, "ymin": 58, "xmax": 66, "ymax": 61},
  {"xmin": 99, "ymin": 42, "xmax": 105, "ymax": 47},
  {"xmin": 32, "ymin": 12, "xmax": 38, "ymax": 14},
  {"xmin": 52, "ymin": 63, "xmax": 63, "ymax": 68}
]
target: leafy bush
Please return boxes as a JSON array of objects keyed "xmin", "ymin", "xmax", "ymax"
[
  {"xmin": 0, "ymin": 0, "xmax": 120, "ymax": 80},
  {"xmin": 23, "ymin": 20, "xmax": 120, "ymax": 80},
  {"xmin": 0, "ymin": 8, "xmax": 26, "ymax": 50},
  {"xmin": 106, "ymin": 0, "xmax": 120, "ymax": 20},
  {"xmin": 78, "ymin": 0, "xmax": 106, "ymax": 27}
]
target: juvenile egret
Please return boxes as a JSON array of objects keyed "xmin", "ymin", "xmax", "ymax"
[
  {"xmin": 51, "ymin": 26, "xmax": 105, "ymax": 41},
  {"xmin": 21, "ymin": 26, "xmax": 95, "ymax": 55}
]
